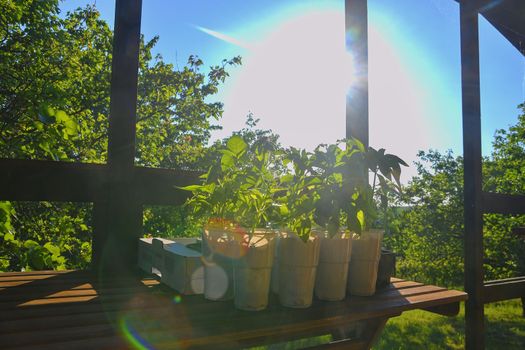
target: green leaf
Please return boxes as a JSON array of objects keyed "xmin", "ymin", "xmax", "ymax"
[
  {"xmin": 357, "ymin": 210, "xmax": 365, "ymax": 230},
  {"xmin": 226, "ymin": 135, "xmax": 247, "ymax": 156},
  {"xmin": 221, "ymin": 152, "xmax": 235, "ymax": 171},
  {"xmin": 24, "ymin": 240, "xmax": 39, "ymax": 249},
  {"xmin": 177, "ymin": 184, "xmax": 203, "ymax": 192},
  {"xmin": 64, "ymin": 119, "xmax": 78, "ymax": 135},
  {"xmin": 279, "ymin": 204, "xmax": 290, "ymax": 216},
  {"xmin": 44, "ymin": 242, "xmax": 60, "ymax": 256},
  {"xmin": 54, "ymin": 110, "xmax": 68, "ymax": 122}
]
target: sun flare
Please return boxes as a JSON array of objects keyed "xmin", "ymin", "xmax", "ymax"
[{"xmin": 200, "ymin": 11, "xmax": 356, "ymax": 150}]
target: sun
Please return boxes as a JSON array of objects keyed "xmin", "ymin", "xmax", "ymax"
[{"xmin": 199, "ymin": 10, "xmax": 356, "ymax": 150}]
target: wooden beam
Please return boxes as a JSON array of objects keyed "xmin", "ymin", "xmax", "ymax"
[
  {"xmin": 423, "ymin": 302, "xmax": 461, "ymax": 317},
  {"xmin": 94, "ymin": 0, "xmax": 143, "ymax": 275},
  {"xmin": 460, "ymin": 1, "xmax": 485, "ymax": 349},
  {"xmin": 483, "ymin": 277, "xmax": 525, "ymax": 304},
  {"xmin": 453, "ymin": 0, "xmax": 525, "ymax": 56},
  {"xmin": 133, "ymin": 167, "xmax": 199, "ymax": 205},
  {"xmin": 345, "ymin": 0, "xmax": 369, "ymax": 148},
  {"xmin": 0, "ymin": 159, "xmax": 107, "ymax": 202},
  {"xmin": 0, "ymin": 158, "xmax": 199, "ymax": 205},
  {"xmin": 482, "ymin": 192, "xmax": 525, "ymax": 215}
]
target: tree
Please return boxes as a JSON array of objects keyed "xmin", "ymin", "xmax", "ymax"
[
  {"xmin": 389, "ymin": 103, "xmax": 525, "ymax": 287},
  {"xmin": 0, "ymin": 1, "xmax": 239, "ymax": 271},
  {"xmin": 387, "ymin": 150, "xmax": 465, "ymax": 286}
]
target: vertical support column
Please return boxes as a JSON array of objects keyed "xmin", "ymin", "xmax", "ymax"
[
  {"xmin": 345, "ymin": 0, "xmax": 369, "ymax": 148},
  {"xmin": 92, "ymin": 0, "xmax": 143, "ymax": 275},
  {"xmin": 460, "ymin": 2, "xmax": 484, "ymax": 349}
]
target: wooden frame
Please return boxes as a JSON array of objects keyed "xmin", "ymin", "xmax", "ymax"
[
  {"xmin": 460, "ymin": 1, "xmax": 525, "ymax": 349},
  {"xmin": 460, "ymin": 2, "xmax": 485, "ymax": 348},
  {"xmin": 1, "ymin": 1, "xmax": 524, "ymax": 348}
]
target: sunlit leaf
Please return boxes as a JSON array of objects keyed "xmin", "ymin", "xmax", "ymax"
[{"xmin": 226, "ymin": 135, "xmax": 247, "ymax": 156}]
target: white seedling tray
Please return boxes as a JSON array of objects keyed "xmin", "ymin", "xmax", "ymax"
[
  {"xmin": 138, "ymin": 237, "xmax": 203, "ymax": 295},
  {"xmin": 138, "ymin": 237, "xmax": 175, "ymax": 274},
  {"xmin": 162, "ymin": 242, "xmax": 204, "ymax": 295}
]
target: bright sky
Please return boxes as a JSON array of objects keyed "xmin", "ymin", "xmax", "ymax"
[{"xmin": 60, "ymin": 0, "xmax": 525, "ymax": 181}]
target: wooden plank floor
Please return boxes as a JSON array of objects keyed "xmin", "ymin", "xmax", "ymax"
[{"xmin": 0, "ymin": 271, "xmax": 467, "ymax": 349}]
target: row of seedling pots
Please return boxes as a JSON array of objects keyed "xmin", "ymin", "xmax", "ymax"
[
  {"xmin": 181, "ymin": 135, "xmax": 406, "ymax": 311},
  {"xmin": 201, "ymin": 227, "xmax": 383, "ymax": 311}
]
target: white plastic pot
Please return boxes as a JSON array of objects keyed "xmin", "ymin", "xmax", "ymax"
[
  {"xmin": 202, "ymin": 228, "xmax": 239, "ymax": 301},
  {"xmin": 347, "ymin": 229, "xmax": 384, "ymax": 296},
  {"xmin": 278, "ymin": 232, "xmax": 320, "ymax": 308},
  {"xmin": 314, "ymin": 232, "xmax": 352, "ymax": 301},
  {"xmin": 233, "ymin": 231, "xmax": 275, "ymax": 311}
]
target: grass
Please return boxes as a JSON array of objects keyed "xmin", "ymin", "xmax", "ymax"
[
  {"xmin": 374, "ymin": 300, "xmax": 525, "ymax": 350},
  {"xmin": 251, "ymin": 300, "xmax": 525, "ymax": 349}
]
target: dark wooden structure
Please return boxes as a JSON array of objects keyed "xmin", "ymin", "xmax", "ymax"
[
  {"xmin": 1, "ymin": 0, "xmax": 524, "ymax": 348},
  {"xmin": 0, "ymin": 271, "xmax": 466, "ymax": 349},
  {"xmin": 458, "ymin": 1, "xmax": 525, "ymax": 349}
]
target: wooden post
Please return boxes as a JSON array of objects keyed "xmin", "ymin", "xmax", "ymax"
[
  {"xmin": 92, "ymin": 0, "xmax": 143, "ymax": 275},
  {"xmin": 345, "ymin": 0, "xmax": 369, "ymax": 148},
  {"xmin": 460, "ymin": 1, "xmax": 484, "ymax": 349}
]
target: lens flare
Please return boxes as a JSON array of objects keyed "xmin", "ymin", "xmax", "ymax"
[
  {"xmin": 119, "ymin": 316, "xmax": 152, "ymax": 350},
  {"xmin": 173, "ymin": 294, "xmax": 182, "ymax": 304}
]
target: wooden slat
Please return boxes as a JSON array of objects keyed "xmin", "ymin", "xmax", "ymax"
[
  {"xmin": 0, "ymin": 284, "xmax": 158, "ymax": 302},
  {"xmin": 0, "ymin": 270, "xmax": 80, "ymax": 277},
  {"xmin": 483, "ymin": 277, "xmax": 525, "ymax": 304},
  {"xmin": 306, "ymin": 338, "xmax": 368, "ymax": 349},
  {"xmin": 482, "ymin": 192, "xmax": 525, "ymax": 215},
  {"xmin": 0, "ymin": 271, "xmax": 467, "ymax": 349},
  {"xmin": 383, "ymin": 280, "xmax": 424, "ymax": 290},
  {"xmin": 0, "ymin": 278, "xmax": 159, "ymax": 289},
  {"xmin": 11, "ymin": 334, "xmax": 126, "ymax": 350},
  {"xmin": 12, "ymin": 335, "xmax": 126, "ymax": 350},
  {"xmin": 0, "ymin": 159, "xmax": 107, "ymax": 202}
]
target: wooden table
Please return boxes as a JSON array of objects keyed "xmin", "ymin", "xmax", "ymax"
[{"xmin": 0, "ymin": 270, "xmax": 467, "ymax": 349}]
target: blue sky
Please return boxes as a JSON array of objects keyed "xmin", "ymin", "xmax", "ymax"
[{"xmin": 60, "ymin": 0, "xmax": 524, "ymax": 180}]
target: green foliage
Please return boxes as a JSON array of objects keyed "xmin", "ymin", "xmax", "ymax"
[
  {"xmin": 182, "ymin": 135, "xmax": 407, "ymax": 243},
  {"xmin": 389, "ymin": 103, "xmax": 525, "ymax": 286},
  {"xmin": 182, "ymin": 134, "xmax": 281, "ymax": 235},
  {"xmin": 387, "ymin": 150, "xmax": 465, "ymax": 286},
  {"xmin": 306, "ymin": 140, "xmax": 407, "ymax": 237},
  {"xmin": 0, "ymin": 201, "xmax": 92, "ymax": 272},
  {"xmin": 143, "ymin": 205, "xmax": 202, "ymax": 238},
  {"xmin": 309, "ymin": 139, "xmax": 367, "ymax": 236},
  {"xmin": 278, "ymin": 147, "xmax": 320, "ymax": 241},
  {"xmin": 0, "ymin": 2, "xmax": 238, "ymax": 270}
]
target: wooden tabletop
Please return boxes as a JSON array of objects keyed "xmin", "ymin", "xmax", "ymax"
[{"xmin": 0, "ymin": 270, "xmax": 467, "ymax": 349}]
